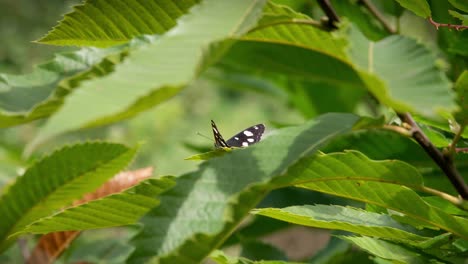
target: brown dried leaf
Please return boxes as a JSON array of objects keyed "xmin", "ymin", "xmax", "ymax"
[{"xmin": 26, "ymin": 167, "xmax": 153, "ymax": 264}]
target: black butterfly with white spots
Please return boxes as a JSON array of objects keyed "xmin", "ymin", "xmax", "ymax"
[{"xmin": 211, "ymin": 120, "xmax": 265, "ymax": 148}]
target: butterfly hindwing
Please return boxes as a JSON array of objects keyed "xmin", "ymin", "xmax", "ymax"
[{"xmin": 211, "ymin": 120, "xmax": 265, "ymax": 148}]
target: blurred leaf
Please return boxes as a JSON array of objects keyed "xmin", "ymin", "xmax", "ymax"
[
  {"xmin": 455, "ymin": 71, "xmax": 468, "ymax": 126},
  {"xmin": 449, "ymin": 10, "xmax": 468, "ymax": 24},
  {"xmin": 210, "ymin": 250, "xmax": 299, "ymax": 264},
  {"xmin": 321, "ymin": 129, "xmax": 429, "ymax": 165},
  {"xmin": 341, "ymin": 236, "xmax": 437, "ymax": 264},
  {"xmin": 240, "ymin": 240, "xmax": 288, "ymax": 261},
  {"xmin": 27, "ymin": 231, "xmax": 80, "ymax": 264},
  {"xmin": 0, "ymin": 142, "xmax": 137, "ymax": 252},
  {"xmin": 18, "ymin": 176, "xmax": 175, "ymax": 235},
  {"xmin": 128, "ymin": 113, "xmax": 360, "ymax": 263},
  {"xmin": 448, "ymin": 0, "xmax": 468, "ymax": 13},
  {"xmin": 27, "ymin": 167, "xmax": 153, "ymax": 264},
  {"xmin": 216, "ymin": 39, "xmax": 364, "ymax": 90},
  {"xmin": 449, "ymin": 31, "xmax": 468, "ymax": 56},
  {"xmin": 0, "ymin": 47, "xmax": 123, "ymax": 128},
  {"xmin": 393, "ymin": 0, "xmax": 431, "ymax": 18},
  {"xmin": 253, "ymin": 205, "xmax": 430, "ymax": 246},
  {"xmin": 37, "ymin": 0, "xmax": 200, "ymax": 47},
  {"xmin": 57, "ymin": 228, "xmax": 136, "ymax": 264},
  {"xmin": 32, "ymin": 0, "xmax": 267, "ymax": 149},
  {"xmin": 419, "ymin": 124, "xmax": 451, "ymax": 147},
  {"xmin": 348, "ymin": 31, "xmax": 456, "ymax": 118},
  {"xmin": 331, "ymin": 0, "xmax": 390, "ymax": 41}
]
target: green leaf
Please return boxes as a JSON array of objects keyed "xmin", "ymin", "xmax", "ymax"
[
  {"xmin": 0, "ymin": 142, "xmax": 138, "ymax": 252},
  {"xmin": 246, "ymin": 2, "xmax": 348, "ymax": 58},
  {"xmin": 449, "ymin": 10, "xmax": 468, "ymax": 24},
  {"xmin": 275, "ymin": 151, "xmax": 468, "ymax": 238},
  {"xmin": 128, "ymin": 113, "xmax": 360, "ymax": 263},
  {"xmin": 253, "ymin": 205, "xmax": 430, "ymax": 245},
  {"xmin": 393, "ymin": 0, "xmax": 431, "ymax": 18},
  {"xmin": 309, "ymin": 236, "xmax": 374, "ymax": 264},
  {"xmin": 37, "ymin": 0, "xmax": 200, "ymax": 47},
  {"xmin": 184, "ymin": 148, "xmax": 232, "ymax": 161},
  {"xmin": 331, "ymin": 0, "xmax": 390, "ymax": 41},
  {"xmin": 31, "ymin": 0, "xmax": 267, "ymax": 149},
  {"xmin": 216, "ymin": 39, "xmax": 364, "ymax": 89},
  {"xmin": 14, "ymin": 177, "xmax": 175, "ymax": 235},
  {"xmin": 321, "ymin": 129, "xmax": 430, "ymax": 165},
  {"xmin": 455, "ymin": 71, "xmax": 468, "ymax": 125},
  {"xmin": 350, "ymin": 33, "xmax": 456, "ymax": 118},
  {"xmin": 341, "ymin": 236, "xmax": 437, "ymax": 264},
  {"xmin": 0, "ymin": 47, "xmax": 122, "ymax": 128},
  {"xmin": 449, "ymin": 31, "xmax": 468, "ymax": 56},
  {"xmin": 448, "ymin": 0, "xmax": 468, "ymax": 13}
]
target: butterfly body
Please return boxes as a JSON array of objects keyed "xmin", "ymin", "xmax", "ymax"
[{"xmin": 211, "ymin": 120, "xmax": 265, "ymax": 148}]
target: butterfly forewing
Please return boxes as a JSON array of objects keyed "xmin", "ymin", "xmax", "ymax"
[
  {"xmin": 211, "ymin": 120, "xmax": 265, "ymax": 148},
  {"xmin": 211, "ymin": 120, "xmax": 230, "ymax": 148}
]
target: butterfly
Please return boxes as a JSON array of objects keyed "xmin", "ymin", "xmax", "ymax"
[{"xmin": 211, "ymin": 120, "xmax": 265, "ymax": 148}]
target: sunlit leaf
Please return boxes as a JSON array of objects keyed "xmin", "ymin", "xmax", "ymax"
[
  {"xmin": 0, "ymin": 142, "xmax": 137, "ymax": 252},
  {"xmin": 37, "ymin": 0, "xmax": 200, "ymax": 47},
  {"xmin": 253, "ymin": 205, "xmax": 430, "ymax": 245}
]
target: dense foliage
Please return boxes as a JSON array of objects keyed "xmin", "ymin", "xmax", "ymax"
[{"xmin": 0, "ymin": 0, "xmax": 467, "ymax": 263}]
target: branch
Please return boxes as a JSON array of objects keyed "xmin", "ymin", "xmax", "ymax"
[
  {"xmin": 358, "ymin": 0, "xmax": 396, "ymax": 34},
  {"xmin": 398, "ymin": 112, "xmax": 468, "ymax": 199},
  {"xmin": 428, "ymin": 17, "xmax": 468, "ymax": 31}
]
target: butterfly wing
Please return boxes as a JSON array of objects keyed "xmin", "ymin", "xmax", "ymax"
[
  {"xmin": 225, "ymin": 124, "xmax": 265, "ymax": 147},
  {"xmin": 211, "ymin": 120, "xmax": 230, "ymax": 148}
]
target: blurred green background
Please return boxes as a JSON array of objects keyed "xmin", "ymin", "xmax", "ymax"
[{"xmin": 0, "ymin": 0, "xmax": 305, "ymax": 181}]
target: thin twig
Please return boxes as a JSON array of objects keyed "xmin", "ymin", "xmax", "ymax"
[
  {"xmin": 358, "ymin": 0, "xmax": 396, "ymax": 34},
  {"xmin": 449, "ymin": 125, "xmax": 465, "ymax": 154},
  {"xmin": 317, "ymin": 0, "xmax": 340, "ymax": 29},
  {"xmin": 456, "ymin": 147, "xmax": 468, "ymax": 153},
  {"xmin": 398, "ymin": 113, "xmax": 468, "ymax": 199},
  {"xmin": 428, "ymin": 17, "xmax": 468, "ymax": 31}
]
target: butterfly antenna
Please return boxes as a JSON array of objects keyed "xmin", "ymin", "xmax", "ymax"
[{"xmin": 196, "ymin": 132, "xmax": 212, "ymax": 142}]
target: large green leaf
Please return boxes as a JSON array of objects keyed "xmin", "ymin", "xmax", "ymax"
[
  {"xmin": 216, "ymin": 39, "xmax": 364, "ymax": 89},
  {"xmin": 273, "ymin": 152, "xmax": 468, "ymax": 238},
  {"xmin": 0, "ymin": 142, "xmax": 137, "ymax": 252},
  {"xmin": 253, "ymin": 205, "xmax": 430, "ymax": 245},
  {"xmin": 37, "ymin": 0, "xmax": 200, "ymax": 47},
  {"xmin": 128, "ymin": 113, "xmax": 360, "ymax": 263},
  {"xmin": 348, "ymin": 29, "xmax": 456, "ymax": 118},
  {"xmin": 14, "ymin": 177, "xmax": 175, "ymax": 235},
  {"xmin": 31, "ymin": 0, "xmax": 267, "ymax": 149}
]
